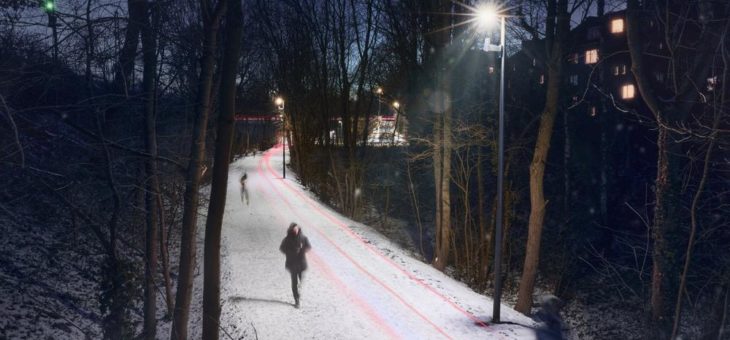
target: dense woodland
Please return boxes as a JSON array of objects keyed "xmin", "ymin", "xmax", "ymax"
[{"xmin": 1, "ymin": 0, "xmax": 729, "ymax": 339}]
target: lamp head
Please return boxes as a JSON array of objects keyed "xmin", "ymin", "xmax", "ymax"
[
  {"xmin": 475, "ymin": 5, "xmax": 499, "ymax": 29},
  {"xmin": 43, "ymin": 0, "xmax": 55, "ymax": 12}
]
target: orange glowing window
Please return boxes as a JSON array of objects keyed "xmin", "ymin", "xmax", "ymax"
[
  {"xmin": 611, "ymin": 18, "xmax": 624, "ymax": 33},
  {"xmin": 585, "ymin": 49, "xmax": 598, "ymax": 64},
  {"xmin": 621, "ymin": 84, "xmax": 636, "ymax": 99}
]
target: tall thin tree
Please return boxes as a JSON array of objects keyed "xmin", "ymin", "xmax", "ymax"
[
  {"xmin": 140, "ymin": 0, "xmax": 160, "ymax": 338},
  {"xmin": 626, "ymin": 0, "xmax": 729, "ymax": 336},
  {"xmin": 171, "ymin": 0, "xmax": 226, "ymax": 338},
  {"xmin": 515, "ymin": 0, "xmax": 569, "ymax": 314},
  {"xmin": 426, "ymin": 0, "xmax": 453, "ymax": 271},
  {"xmin": 201, "ymin": 0, "xmax": 242, "ymax": 337}
]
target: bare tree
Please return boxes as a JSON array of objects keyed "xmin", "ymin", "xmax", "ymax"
[
  {"xmin": 115, "ymin": 0, "xmax": 145, "ymax": 95},
  {"xmin": 515, "ymin": 0, "xmax": 570, "ymax": 314},
  {"xmin": 171, "ymin": 0, "xmax": 226, "ymax": 338},
  {"xmin": 140, "ymin": 0, "xmax": 160, "ymax": 337},
  {"xmin": 201, "ymin": 0, "xmax": 242, "ymax": 337},
  {"xmin": 626, "ymin": 0, "xmax": 730, "ymax": 336},
  {"xmin": 423, "ymin": 0, "xmax": 454, "ymax": 272}
]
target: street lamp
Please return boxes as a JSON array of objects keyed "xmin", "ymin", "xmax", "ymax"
[
  {"xmin": 275, "ymin": 96, "xmax": 286, "ymax": 178},
  {"xmin": 476, "ymin": 4, "xmax": 506, "ymax": 323},
  {"xmin": 375, "ymin": 87, "xmax": 383, "ymax": 116},
  {"xmin": 391, "ymin": 101, "xmax": 402, "ymax": 145},
  {"xmin": 42, "ymin": 0, "xmax": 58, "ymax": 60}
]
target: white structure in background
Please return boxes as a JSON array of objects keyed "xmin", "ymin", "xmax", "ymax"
[
  {"xmin": 367, "ymin": 115, "xmax": 407, "ymax": 146},
  {"xmin": 327, "ymin": 115, "xmax": 407, "ymax": 146}
]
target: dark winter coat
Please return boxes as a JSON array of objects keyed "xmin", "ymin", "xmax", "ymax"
[
  {"xmin": 535, "ymin": 295, "xmax": 564, "ymax": 340},
  {"xmin": 279, "ymin": 228, "xmax": 311, "ymax": 273}
]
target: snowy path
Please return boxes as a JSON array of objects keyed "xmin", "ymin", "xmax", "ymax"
[{"xmin": 217, "ymin": 145, "xmax": 536, "ymax": 339}]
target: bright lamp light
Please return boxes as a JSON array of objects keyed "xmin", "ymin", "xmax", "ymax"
[{"xmin": 476, "ymin": 6, "xmax": 499, "ymax": 28}]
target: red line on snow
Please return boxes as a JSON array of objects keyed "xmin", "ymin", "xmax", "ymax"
[
  {"xmin": 260, "ymin": 149, "xmax": 460, "ymax": 339},
  {"xmin": 262, "ymin": 146, "xmax": 501, "ymax": 335},
  {"xmin": 254, "ymin": 153, "xmax": 402, "ymax": 340},
  {"xmin": 308, "ymin": 252, "xmax": 402, "ymax": 339}
]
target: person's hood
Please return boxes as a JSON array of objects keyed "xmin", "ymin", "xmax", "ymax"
[{"xmin": 287, "ymin": 223, "xmax": 300, "ymax": 236}]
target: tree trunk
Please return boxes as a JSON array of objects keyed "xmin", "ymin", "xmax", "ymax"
[
  {"xmin": 157, "ymin": 193, "xmax": 174, "ymax": 316},
  {"xmin": 671, "ymin": 116, "xmax": 719, "ymax": 338},
  {"xmin": 477, "ymin": 149, "xmax": 489, "ymax": 282},
  {"xmin": 649, "ymin": 127, "xmax": 683, "ymax": 336},
  {"xmin": 433, "ymin": 84, "xmax": 453, "ymax": 271},
  {"xmin": 406, "ymin": 161, "xmax": 425, "ymax": 257},
  {"xmin": 115, "ymin": 0, "xmax": 145, "ymax": 94},
  {"xmin": 95, "ymin": 113, "xmax": 126, "ymax": 340},
  {"xmin": 202, "ymin": 0, "xmax": 242, "ymax": 337},
  {"xmin": 84, "ymin": 0, "xmax": 94, "ymax": 84},
  {"xmin": 515, "ymin": 0, "xmax": 568, "ymax": 315},
  {"xmin": 431, "ymin": 104, "xmax": 443, "ymax": 268},
  {"xmin": 430, "ymin": 0, "xmax": 452, "ymax": 272},
  {"xmin": 625, "ymin": 1, "xmax": 727, "ymax": 334},
  {"xmin": 171, "ymin": 1, "xmax": 225, "ymax": 338},
  {"xmin": 141, "ymin": 1, "xmax": 159, "ymax": 337},
  {"xmin": 514, "ymin": 71, "xmax": 560, "ymax": 314}
]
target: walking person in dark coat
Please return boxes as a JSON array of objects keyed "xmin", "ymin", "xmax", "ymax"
[
  {"xmin": 279, "ymin": 222, "xmax": 311, "ymax": 308},
  {"xmin": 239, "ymin": 172, "xmax": 249, "ymax": 206},
  {"xmin": 535, "ymin": 295, "xmax": 564, "ymax": 340}
]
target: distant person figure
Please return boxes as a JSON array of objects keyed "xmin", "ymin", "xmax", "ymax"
[
  {"xmin": 279, "ymin": 222, "xmax": 311, "ymax": 308},
  {"xmin": 239, "ymin": 172, "xmax": 249, "ymax": 206},
  {"xmin": 535, "ymin": 295, "xmax": 564, "ymax": 340}
]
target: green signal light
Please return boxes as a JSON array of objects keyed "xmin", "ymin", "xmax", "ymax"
[{"xmin": 43, "ymin": 1, "xmax": 55, "ymax": 12}]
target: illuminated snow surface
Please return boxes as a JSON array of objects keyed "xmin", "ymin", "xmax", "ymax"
[{"xmin": 207, "ymin": 145, "xmax": 537, "ymax": 339}]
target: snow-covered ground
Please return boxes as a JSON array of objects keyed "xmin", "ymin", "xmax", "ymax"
[{"xmin": 211, "ymin": 145, "xmax": 537, "ymax": 339}]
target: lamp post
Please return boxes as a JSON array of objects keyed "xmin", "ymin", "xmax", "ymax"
[
  {"xmin": 391, "ymin": 101, "xmax": 401, "ymax": 145},
  {"xmin": 375, "ymin": 87, "xmax": 384, "ymax": 144},
  {"xmin": 476, "ymin": 5, "xmax": 506, "ymax": 323},
  {"xmin": 275, "ymin": 96, "xmax": 285, "ymax": 178},
  {"xmin": 375, "ymin": 86, "xmax": 383, "ymax": 116},
  {"xmin": 42, "ymin": 0, "xmax": 58, "ymax": 61}
]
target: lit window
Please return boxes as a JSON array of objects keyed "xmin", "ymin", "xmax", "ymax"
[
  {"xmin": 613, "ymin": 64, "xmax": 627, "ymax": 75},
  {"xmin": 569, "ymin": 74, "xmax": 578, "ymax": 85},
  {"xmin": 658, "ymin": 42, "xmax": 664, "ymax": 50},
  {"xmin": 621, "ymin": 64, "xmax": 627, "ymax": 75},
  {"xmin": 539, "ymin": 74, "xmax": 545, "ymax": 84},
  {"xmin": 489, "ymin": 66, "xmax": 495, "ymax": 74},
  {"xmin": 613, "ymin": 66, "xmax": 620, "ymax": 76},
  {"xmin": 621, "ymin": 84, "xmax": 636, "ymax": 99},
  {"xmin": 585, "ymin": 49, "xmax": 598, "ymax": 64},
  {"xmin": 611, "ymin": 18, "xmax": 624, "ymax": 33},
  {"xmin": 590, "ymin": 106, "xmax": 597, "ymax": 117},
  {"xmin": 532, "ymin": 58, "xmax": 537, "ymax": 66}
]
